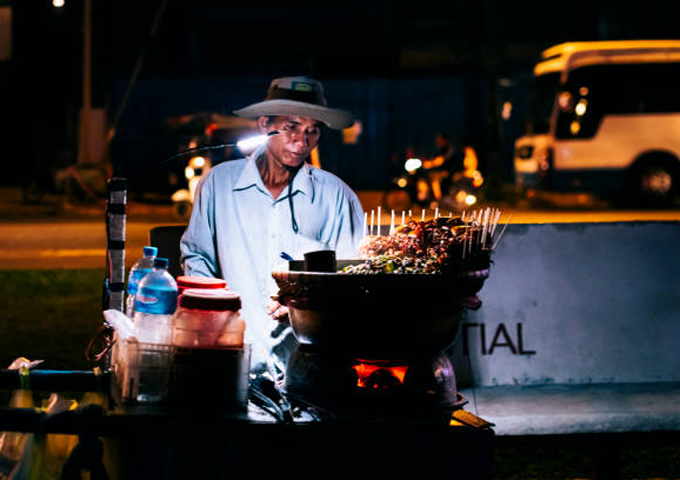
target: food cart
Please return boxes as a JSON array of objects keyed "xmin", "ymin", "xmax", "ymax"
[{"xmin": 0, "ymin": 178, "xmax": 497, "ymax": 479}]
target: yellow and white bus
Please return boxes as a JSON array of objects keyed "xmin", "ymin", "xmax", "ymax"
[{"xmin": 514, "ymin": 40, "xmax": 680, "ymax": 205}]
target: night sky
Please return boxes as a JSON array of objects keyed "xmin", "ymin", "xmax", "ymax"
[{"xmin": 1, "ymin": 0, "xmax": 678, "ymax": 189}]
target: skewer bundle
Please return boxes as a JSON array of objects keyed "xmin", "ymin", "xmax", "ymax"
[
  {"xmin": 353, "ymin": 207, "xmax": 510, "ymax": 274},
  {"xmin": 460, "ymin": 207, "xmax": 509, "ymax": 259}
]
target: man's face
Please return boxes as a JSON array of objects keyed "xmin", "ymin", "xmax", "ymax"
[{"xmin": 259, "ymin": 115, "xmax": 323, "ymax": 168}]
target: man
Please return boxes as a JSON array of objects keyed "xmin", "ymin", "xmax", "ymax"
[
  {"xmin": 179, "ymin": 76, "xmax": 365, "ymax": 375},
  {"xmin": 421, "ymin": 133, "xmax": 460, "ymax": 203}
]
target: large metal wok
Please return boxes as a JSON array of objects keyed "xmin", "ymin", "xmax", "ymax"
[{"xmin": 272, "ymin": 259, "xmax": 490, "ymax": 358}]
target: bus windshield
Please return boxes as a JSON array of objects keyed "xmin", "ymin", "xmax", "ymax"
[{"xmin": 526, "ymin": 72, "xmax": 560, "ymax": 134}]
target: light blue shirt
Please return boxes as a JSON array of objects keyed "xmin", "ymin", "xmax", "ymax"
[{"xmin": 180, "ymin": 147, "xmax": 365, "ymax": 373}]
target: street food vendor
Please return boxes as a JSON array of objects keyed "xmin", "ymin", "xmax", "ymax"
[{"xmin": 179, "ymin": 76, "xmax": 365, "ymax": 375}]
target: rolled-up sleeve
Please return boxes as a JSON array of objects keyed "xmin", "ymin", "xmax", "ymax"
[{"xmin": 179, "ymin": 174, "xmax": 220, "ymax": 278}]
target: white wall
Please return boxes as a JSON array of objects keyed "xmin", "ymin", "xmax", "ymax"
[{"xmin": 450, "ymin": 221, "xmax": 680, "ymax": 387}]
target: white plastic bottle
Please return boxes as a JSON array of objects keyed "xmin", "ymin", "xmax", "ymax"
[
  {"xmin": 133, "ymin": 257, "xmax": 178, "ymax": 344},
  {"xmin": 125, "ymin": 246, "xmax": 158, "ymax": 318}
]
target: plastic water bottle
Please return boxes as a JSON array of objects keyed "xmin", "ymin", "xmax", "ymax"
[
  {"xmin": 133, "ymin": 257, "xmax": 178, "ymax": 344},
  {"xmin": 125, "ymin": 246, "xmax": 158, "ymax": 318}
]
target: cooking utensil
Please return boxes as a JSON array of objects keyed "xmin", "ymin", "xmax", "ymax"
[{"xmin": 272, "ymin": 260, "xmax": 490, "ymax": 358}]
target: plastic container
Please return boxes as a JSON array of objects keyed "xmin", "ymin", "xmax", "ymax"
[
  {"xmin": 171, "ymin": 289, "xmax": 244, "ymax": 348},
  {"xmin": 133, "ymin": 257, "xmax": 177, "ymax": 345},
  {"xmin": 125, "ymin": 246, "xmax": 158, "ymax": 317},
  {"xmin": 304, "ymin": 249, "xmax": 337, "ymax": 272},
  {"xmin": 111, "ymin": 338, "xmax": 251, "ymax": 409},
  {"xmin": 112, "ymin": 339, "xmax": 174, "ymax": 405}
]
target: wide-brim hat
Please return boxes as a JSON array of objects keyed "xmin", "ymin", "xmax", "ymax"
[{"xmin": 233, "ymin": 76, "xmax": 354, "ymax": 130}]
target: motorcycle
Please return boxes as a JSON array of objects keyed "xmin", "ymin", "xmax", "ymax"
[
  {"xmin": 171, "ymin": 154, "xmax": 209, "ymax": 220},
  {"xmin": 382, "ymin": 156, "xmax": 484, "ymax": 213},
  {"xmin": 169, "ymin": 131, "xmax": 271, "ymax": 220}
]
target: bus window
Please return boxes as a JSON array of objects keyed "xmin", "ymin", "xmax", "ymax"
[
  {"xmin": 556, "ymin": 63, "xmax": 680, "ymax": 140},
  {"xmin": 527, "ymin": 72, "xmax": 560, "ymax": 135}
]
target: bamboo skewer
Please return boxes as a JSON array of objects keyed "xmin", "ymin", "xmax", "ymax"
[
  {"xmin": 377, "ymin": 206, "xmax": 381, "ymax": 234},
  {"xmin": 490, "ymin": 209, "xmax": 501, "ymax": 239},
  {"xmin": 492, "ymin": 214, "xmax": 513, "ymax": 250},
  {"xmin": 460, "ymin": 207, "xmax": 503, "ymax": 261}
]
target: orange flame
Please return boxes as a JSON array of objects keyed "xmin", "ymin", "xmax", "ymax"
[{"xmin": 352, "ymin": 361, "xmax": 409, "ymax": 389}]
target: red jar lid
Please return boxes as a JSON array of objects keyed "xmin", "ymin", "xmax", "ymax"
[
  {"xmin": 176, "ymin": 276, "xmax": 228, "ymax": 291},
  {"xmin": 178, "ymin": 289, "xmax": 241, "ymax": 311}
]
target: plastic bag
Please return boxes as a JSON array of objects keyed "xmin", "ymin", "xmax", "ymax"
[
  {"xmin": 10, "ymin": 394, "xmax": 80, "ymax": 480},
  {"xmin": 0, "ymin": 359, "xmax": 111, "ymax": 480}
]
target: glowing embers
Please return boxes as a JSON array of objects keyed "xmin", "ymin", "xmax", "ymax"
[{"xmin": 352, "ymin": 359, "xmax": 409, "ymax": 390}]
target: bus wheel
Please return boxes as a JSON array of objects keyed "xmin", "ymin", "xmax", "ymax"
[{"xmin": 631, "ymin": 157, "xmax": 680, "ymax": 207}]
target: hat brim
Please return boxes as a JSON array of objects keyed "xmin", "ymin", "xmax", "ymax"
[{"xmin": 233, "ymin": 99, "xmax": 354, "ymax": 130}]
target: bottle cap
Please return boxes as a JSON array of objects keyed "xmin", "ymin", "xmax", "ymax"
[
  {"xmin": 154, "ymin": 257, "xmax": 169, "ymax": 269},
  {"xmin": 176, "ymin": 276, "xmax": 227, "ymax": 292},
  {"xmin": 143, "ymin": 246, "xmax": 158, "ymax": 256},
  {"xmin": 179, "ymin": 289, "xmax": 241, "ymax": 311}
]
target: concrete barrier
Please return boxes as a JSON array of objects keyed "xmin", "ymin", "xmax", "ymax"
[{"xmin": 450, "ymin": 221, "xmax": 680, "ymax": 436}]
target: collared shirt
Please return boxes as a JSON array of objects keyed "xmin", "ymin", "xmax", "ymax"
[{"xmin": 179, "ymin": 147, "xmax": 365, "ymax": 373}]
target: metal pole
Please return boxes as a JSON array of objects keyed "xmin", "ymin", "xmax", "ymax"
[
  {"xmin": 105, "ymin": 177, "xmax": 127, "ymax": 313},
  {"xmin": 78, "ymin": 0, "xmax": 91, "ymax": 165}
]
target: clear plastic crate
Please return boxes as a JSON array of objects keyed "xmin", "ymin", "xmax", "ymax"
[
  {"xmin": 111, "ymin": 338, "xmax": 175, "ymax": 405},
  {"xmin": 110, "ymin": 336, "xmax": 251, "ymax": 409}
]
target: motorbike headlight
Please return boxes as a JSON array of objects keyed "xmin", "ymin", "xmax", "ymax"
[
  {"xmin": 185, "ymin": 166, "xmax": 195, "ymax": 180},
  {"xmin": 404, "ymin": 158, "xmax": 422, "ymax": 173},
  {"xmin": 190, "ymin": 156, "xmax": 206, "ymax": 168}
]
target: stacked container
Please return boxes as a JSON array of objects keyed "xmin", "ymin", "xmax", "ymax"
[{"xmin": 171, "ymin": 289, "xmax": 244, "ymax": 348}]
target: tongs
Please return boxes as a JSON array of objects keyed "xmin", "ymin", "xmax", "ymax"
[{"xmin": 249, "ymin": 363, "xmax": 295, "ymax": 425}]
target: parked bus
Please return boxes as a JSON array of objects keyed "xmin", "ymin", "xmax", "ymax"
[{"xmin": 514, "ymin": 40, "xmax": 680, "ymax": 205}]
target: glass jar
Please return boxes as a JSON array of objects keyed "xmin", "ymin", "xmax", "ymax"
[{"xmin": 171, "ymin": 289, "xmax": 244, "ymax": 348}]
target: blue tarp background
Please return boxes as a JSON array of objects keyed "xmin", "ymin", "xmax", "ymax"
[{"xmin": 109, "ymin": 74, "xmax": 531, "ymax": 192}]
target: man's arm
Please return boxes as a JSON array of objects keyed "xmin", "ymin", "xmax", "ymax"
[
  {"xmin": 332, "ymin": 185, "xmax": 366, "ymax": 259},
  {"xmin": 179, "ymin": 174, "xmax": 220, "ymax": 278},
  {"xmin": 421, "ymin": 155, "xmax": 446, "ymax": 170}
]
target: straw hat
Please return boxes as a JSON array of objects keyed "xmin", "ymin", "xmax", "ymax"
[{"xmin": 233, "ymin": 76, "xmax": 354, "ymax": 130}]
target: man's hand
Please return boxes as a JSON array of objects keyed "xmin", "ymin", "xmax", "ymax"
[
  {"xmin": 267, "ymin": 300, "xmax": 290, "ymax": 324},
  {"xmin": 422, "ymin": 155, "xmax": 445, "ymax": 170}
]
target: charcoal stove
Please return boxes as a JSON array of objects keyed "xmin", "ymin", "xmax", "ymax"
[
  {"xmin": 272, "ymin": 257, "xmax": 491, "ymax": 419},
  {"xmin": 283, "ymin": 344, "xmax": 463, "ymax": 416}
]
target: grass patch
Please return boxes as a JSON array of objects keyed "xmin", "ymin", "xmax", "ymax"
[{"xmin": 0, "ymin": 269, "xmax": 106, "ymax": 370}]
